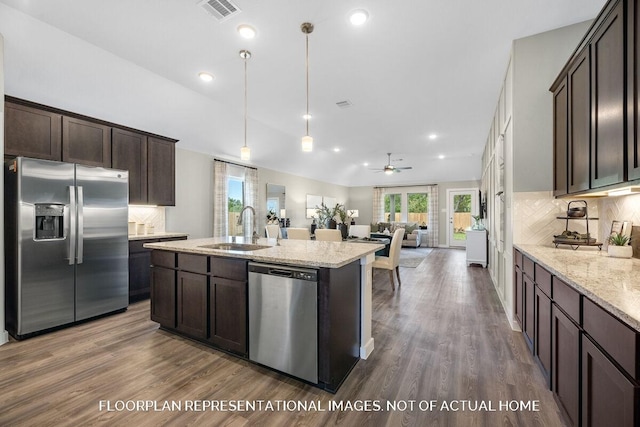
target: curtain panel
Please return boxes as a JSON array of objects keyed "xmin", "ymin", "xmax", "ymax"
[
  {"xmin": 427, "ymin": 185, "xmax": 439, "ymax": 247},
  {"xmin": 372, "ymin": 187, "xmax": 384, "ymax": 223},
  {"xmin": 213, "ymin": 160, "xmax": 229, "ymax": 237}
]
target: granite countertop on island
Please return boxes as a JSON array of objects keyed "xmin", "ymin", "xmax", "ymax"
[
  {"xmin": 515, "ymin": 244, "xmax": 640, "ymax": 332},
  {"xmin": 144, "ymin": 236, "xmax": 384, "ymax": 269},
  {"xmin": 129, "ymin": 232, "xmax": 189, "ymax": 241}
]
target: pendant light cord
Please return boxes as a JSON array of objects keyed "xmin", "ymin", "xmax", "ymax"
[
  {"xmin": 305, "ymin": 32, "xmax": 309, "ymax": 136},
  {"xmin": 244, "ymin": 56, "xmax": 248, "ymax": 148}
]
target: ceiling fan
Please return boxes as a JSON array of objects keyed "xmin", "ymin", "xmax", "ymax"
[{"xmin": 371, "ymin": 153, "xmax": 413, "ymax": 175}]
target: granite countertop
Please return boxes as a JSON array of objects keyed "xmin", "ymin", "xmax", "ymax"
[
  {"xmin": 129, "ymin": 232, "xmax": 189, "ymax": 241},
  {"xmin": 515, "ymin": 244, "xmax": 640, "ymax": 332},
  {"xmin": 144, "ymin": 236, "xmax": 384, "ymax": 268}
]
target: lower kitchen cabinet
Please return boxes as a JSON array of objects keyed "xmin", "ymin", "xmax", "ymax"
[
  {"xmin": 209, "ymin": 277, "xmax": 247, "ymax": 355},
  {"xmin": 582, "ymin": 335, "xmax": 639, "ymax": 427},
  {"xmin": 129, "ymin": 236, "xmax": 187, "ymax": 302},
  {"xmin": 514, "ymin": 266, "xmax": 523, "ymax": 325},
  {"xmin": 176, "ymin": 271, "xmax": 208, "ymax": 339},
  {"xmin": 551, "ymin": 304, "xmax": 580, "ymax": 427},
  {"xmin": 534, "ymin": 285, "xmax": 552, "ymax": 386},
  {"xmin": 523, "ymin": 272, "xmax": 535, "ymax": 348},
  {"xmin": 150, "ymin": 266, "xmax": 176, "ymax": 328}
]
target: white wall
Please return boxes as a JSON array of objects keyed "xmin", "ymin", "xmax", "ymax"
[
  {"xmin": 0, "ymin": 32, "xmax": 7, "ymax": 346},
  {"xmin": 165, "ymin": 148, "xmax": 214, "ymax": 239},
  {"xmin": 512, "ymin": 21, "xmax": 592, "ymax": 192},
  {"xmin": 165, "ymin": 148, "xmax": 350, "ymax": 239}
]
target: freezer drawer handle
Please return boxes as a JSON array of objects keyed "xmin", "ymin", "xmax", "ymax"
[
  {"xmin": 68, "ymin": 186, "xmax": 76, "ymax": 265},
  {"xmin": 77, "ymin": 186, "xmax": 84, "ymax": 264}
]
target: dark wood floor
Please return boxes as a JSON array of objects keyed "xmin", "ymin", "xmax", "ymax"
[{"xmin": 0, "ymin": 249, "xmax": 564, "ymax": 426}]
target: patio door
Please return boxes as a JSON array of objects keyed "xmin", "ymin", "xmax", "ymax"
[{"xmin": 447, "ymin": 189, "xmax": 478, "ymax": 248}]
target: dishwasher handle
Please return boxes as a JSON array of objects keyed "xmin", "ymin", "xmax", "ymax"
[{"xmin": 268, "ymin": 268, "xmax": 294, "ymax": 278}]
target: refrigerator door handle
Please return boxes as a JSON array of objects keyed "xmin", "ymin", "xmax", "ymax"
[
  {"xmin": 69, "ymin": 186, "xmax": 76, "ymax": 265},
  {"xmin": 77, "ymin": 186, "xmax": 84, "ymax": 264}
]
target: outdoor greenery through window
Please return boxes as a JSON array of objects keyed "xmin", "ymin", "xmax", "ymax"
[
  {"xmin": 452, "ymin": 194, "xmax": 471, "ymax": 241},
  {"xmin": 228, "ymin": 177, "xmax": 244, "ymax": 236},
  {"xmin": 408, "ymin": 193, "xmax": 428, "ymax": 225},
  {"xmin": 384, "ymin": 194, "xmax": 401, "ymax": 222}
]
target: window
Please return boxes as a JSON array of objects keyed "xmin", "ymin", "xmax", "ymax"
[
  {"xmin": 408, "ymin": 193, "xmax": 428, "ymax": 225},
  {"xmin": 384, "ymin": 194, "xmax": 401, "ymax": 222},
  {"xmin": 228, "ymin": 177, "xmax": 244, "ymax": 236}
]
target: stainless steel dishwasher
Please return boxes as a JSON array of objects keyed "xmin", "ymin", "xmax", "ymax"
[{"xmin": 248, "ymin": 262, "xmax": 318, "ymax": 384}]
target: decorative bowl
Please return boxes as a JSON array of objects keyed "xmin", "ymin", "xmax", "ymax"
[{"xmin": 567, "ymin": 207, "xmax": 586, "ymax": 217}]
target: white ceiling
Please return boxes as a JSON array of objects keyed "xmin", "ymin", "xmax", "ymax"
[{"xmin": 0, "ymin": 0, "xmax": 605, "ymax": 187}]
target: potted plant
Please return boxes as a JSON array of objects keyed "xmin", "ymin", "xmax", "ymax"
[
  {"xmin": 608, "ymin": 232, "xmax": 632, "ymax": 258},
  {"xmin": 472, "ymin": 215, "xmax": 484, "ymax": 230},
  {"xmin": 314, "ymin": 203, "xmax": 332, "ymax": 229},
  {"xmin": 336, "ymin": 204, "xmax": 349, "ymax": 239}
]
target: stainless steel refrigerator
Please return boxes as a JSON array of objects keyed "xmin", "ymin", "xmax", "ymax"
[{"xmin": 4, "ymin": 157, "xmax": 129, "ymax": 339}]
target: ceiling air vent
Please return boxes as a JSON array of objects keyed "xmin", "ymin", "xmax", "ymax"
[
  {"xmin": 336, "ymin": 100, "xmax": 353, "ymax": 109},
  {"xmin": 199, "ymin": 0, "xmax": 241, "ymax": 21}
]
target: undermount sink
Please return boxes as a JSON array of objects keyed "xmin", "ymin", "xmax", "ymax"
[{"xmin": 198, "ymin": 243, "xmax": 271, "ymax": 252}]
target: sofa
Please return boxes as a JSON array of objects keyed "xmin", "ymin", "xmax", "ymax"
[{"xmin": 371, "ymin": 222, "xmax": 425, "ymax": 248}]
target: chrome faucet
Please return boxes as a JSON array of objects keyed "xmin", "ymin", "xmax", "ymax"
[{"xmin": 237, "ymin": 205, "xmax": 259, "ymax": 243}]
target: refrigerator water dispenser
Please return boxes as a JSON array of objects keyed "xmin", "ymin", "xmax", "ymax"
[{"xmin": 35, "ymin": 204, "xmax": 64, "ymax": 240}]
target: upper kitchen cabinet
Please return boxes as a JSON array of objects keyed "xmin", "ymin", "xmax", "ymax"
[
  {"xmin": 112, "ymin": 131, "xmax": 176, "ymax": 206},
  {"xmin": 62, "ymin": 116, "xmax": 111, "ymax": 167},
  {"xmin": 628, "ymin": 0, "xmax": 640, "ymax": 181},
  {"xmin": 553, "ymin": 77, "xmax": 568, "ymax": 197},
  {"xmin": 112, "ymin": 128, "xmax": 147, "ymax": 205},
  {"xmin": 568, "ymin": 48, "xmax": 591, "ymax": 194},
  {"xmin": 590, "ymin": 0, "xmax": 625, "ymax": 189},
  {"xmin": 4, "ymin": 96, "xmax": 177, "ymax": 206},
  {"xmin": 551, "ymin": 0, "xmax": 630, "ymax": 195},
  {"xmin": 147, "ymin": 137, "xmax": 175, "ymax": 206},
  {"xmin": 4, "ymin": 100, "xmax": 62, "ymax": 160}
]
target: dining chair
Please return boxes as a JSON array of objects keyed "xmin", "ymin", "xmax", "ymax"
[
  {"xmin": 265, "ymin": 224, "xmax": 282, "ymax": 238},
  {"xmin": 349, "ymin": 224, "xmax": 370, "ymax": 238},
  {"xmin": 372, "ymin": 228, "xmax": 405, "ymax": 291},
  {"xmin": 286, "ymin": 228, "xmax": 311, "ymax": 240},
  {"xmin": 315, "ymin": 228, "xmax": 343, "ymax": 241}
]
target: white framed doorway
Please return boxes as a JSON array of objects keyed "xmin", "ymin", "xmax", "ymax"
[{"xmin": 447, "ymin": 188, "xmax": 479, "ymax": 248}]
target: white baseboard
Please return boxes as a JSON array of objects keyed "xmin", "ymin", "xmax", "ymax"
[
  {"xmin": 0, "ymin": 330, "xmax": 8, "ymax": 346},
  {"xmin": 360, "ymin": 337, "xmax": 375, "ymax": 359}
]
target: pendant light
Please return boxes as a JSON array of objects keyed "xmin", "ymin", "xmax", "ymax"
[
  {"xmin": 301, "ymin": 22, "xmax": 314, "ymax": 152},
  {"xmin": 240, "ymin": 49, "xmax": 251, "ymax": 161}
]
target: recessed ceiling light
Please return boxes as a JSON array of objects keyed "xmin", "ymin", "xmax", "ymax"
[
  {"xmin": 237, "ymin": 24, "xmax": 256, "ymax": 39},
  {"xmin": 333, "ymin": 148, "xmax": 341, "ymax": 152},
  {"xmin": 363, "ymin": 162, "xmax": 369, "ymax": 166},
  {"xmin": 438, "ymin": 154, "xmax": 445, "ymax": 159},
  {"xmin": 303, "ymin": 113, "xmax": 312, "ymax": 120},
  {"xmin": 428, "ymin": 133, "xmax": 437, "ymax": 140},
  {"xmin": 198, "ymin": 72, "xmax": 214, "ymax": 82},
  {"xmin": 350, "ymin": 10, "xmax": 369, "ymax": 26}
]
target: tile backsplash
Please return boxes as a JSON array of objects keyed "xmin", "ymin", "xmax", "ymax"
[
  {"xmin": 513, "ymin": 191, "xmax": 599, "ymax": 246},
  {"xmin": 514, "ymin": 191, "xmax": 640, "ymax": 258},
  {"xmin": 128, "ymin": 206, "xmax": 165, "ymax": 233}
]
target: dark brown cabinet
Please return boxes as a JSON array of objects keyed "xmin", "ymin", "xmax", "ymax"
[
  {"xmin": 590, "ymin": 0, "xmax": 625, "ymax": 189},
  {"xmin": 129, "ymin": 236, "xmax": 187, "ymax": 303},
  {"xmin": 568, "ymin": 48, "xmax": 591, "ymax": 194},
  {"xmin": 62, "ymin": 116, "xmax": 111, "ymax": 167},
  {"xmin": 112, "ymin": 128, "xmax": 147, "ymax": 205},
  {"xmin": 535, "ymin": 285, "xmax": 552, "ymax": 386},
  {"xmin": 176, "ymin": 271, "xmax": 208, "ymax": 339},
  {"xmin": 4, "ymin": 97, "xmax": 177, "ymax": 206},
  {"xmin": 208, "ymin": 257, "xmax": 248, "ymax": 355},
  {"xmin": 628, "ymin": 0, "xmax": 640, "ymax": 181},
  {"xmin": 147, "ymin": 137, "xmax": 175, "ymax": 206},
  {"xmin": 150, "ymin": 266, "xmax": 176, "ymax": 328},
  {"xmin": 514, "ymin": 265, "xmax": 523, "ymax": 325},
  {"xmin": 209, "ymin": 276, "xmax": 247, "ymax": 355},
  {"xmin": 4, "ymin": 101, "xmax": 61, "ymax": 160},
  {"xmin": 582, "ymin": 335, "xmax": 639, "ymax": 427},
  {"xmin": 553, "ymin": 77, "xmax": 569, "ymax": 197},
  {"xmin": 523, "ymin": 270, "xmax": 535, "ymax": 348},
  {"xmin": 552, "ymin": 304, "xmax": 581, "ymax": 427}
]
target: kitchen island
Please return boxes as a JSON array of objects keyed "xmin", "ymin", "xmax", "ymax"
[{"xmin": 144, "ymin": 236, "xmax": 383, "ymax": 392}]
